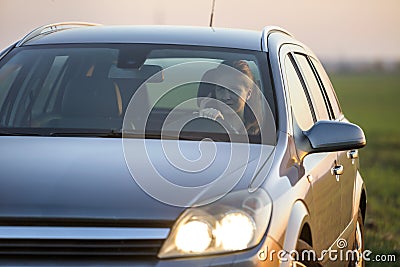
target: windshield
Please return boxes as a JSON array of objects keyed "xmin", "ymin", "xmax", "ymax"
[{"xmin": 0, "ymin": 44, "xmax": 276, "ymax": 144}]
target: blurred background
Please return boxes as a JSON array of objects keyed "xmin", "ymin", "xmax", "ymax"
[{"xmin": 1, "ymin": 0, "xmax": 399, "ymax": 264}]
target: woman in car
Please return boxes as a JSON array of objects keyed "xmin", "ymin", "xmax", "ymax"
[{"xmin": 199, "ymin": 60, "xmax": 261, "ymax": 135}]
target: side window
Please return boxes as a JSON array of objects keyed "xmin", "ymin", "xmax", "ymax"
[
  {"xmin": 310, "ymin": 58, "xmax": 342, "ymax": 119},
  {"xmin": 294, "ymin": 54, "xmax": 330, "ymax": 120},
  {"xmin": 284, "ymin": 55, "xmax": 314, "ymax": 131}
]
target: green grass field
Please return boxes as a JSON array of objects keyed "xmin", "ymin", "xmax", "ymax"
[{"xmin": 331, "ymin": 73, "xmax": 400, "ymax": 265}]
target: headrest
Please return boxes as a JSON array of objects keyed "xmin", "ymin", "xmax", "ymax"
[{"xmin": 62, "ymin": 78, "xmax": 119, "ymax": 117}]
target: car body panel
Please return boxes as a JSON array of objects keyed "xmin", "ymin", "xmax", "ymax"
[
  {"xmin": 276, "ymin": 43, "xmax": 334, "ymax": 254},
  {"xmin": 274, "ymin": 40, "xmax": 364, "ymax": 261},
  {"xmin": 304, "ymin": 152, "xmax": 341, "ymax": 253},
  {"xmin": 0, "ymin": 136, "xmax": 182, "ymax": 222},
  {"xmin": 0, "ymin": 136, "xmax": 273, "ymax": 222}
]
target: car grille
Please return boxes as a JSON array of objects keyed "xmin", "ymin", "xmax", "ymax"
[
  {"xmin": 0, "ymin": 226, "xmax": 169, "ymax": 257},
  {"xmin": 0, "ymin": 238, "xmax": 164, "ymax": 256}
]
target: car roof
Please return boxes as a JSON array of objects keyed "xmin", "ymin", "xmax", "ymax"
[{"xmin": 21, "ymin": 25, "xmax": 263, "ymax": 51}]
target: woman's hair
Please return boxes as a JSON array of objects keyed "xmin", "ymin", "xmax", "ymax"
[
  {"xmin": 220, "ymin": 60, "xmax": 262, "ymax": 135},
  {"xmin": 222, "ymin": 60, "xmax": 255, "ymax": 86}
]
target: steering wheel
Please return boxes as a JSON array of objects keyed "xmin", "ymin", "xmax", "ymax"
[{"xmin": 163, "ymin": 113, "xmax": 240, "ymax": 135}]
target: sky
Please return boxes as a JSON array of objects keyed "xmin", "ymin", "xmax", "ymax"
[{"xmin": 0, "ymin": 0, "xmax": 399, "ymax": 62}]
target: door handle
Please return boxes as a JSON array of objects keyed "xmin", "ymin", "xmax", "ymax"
[
  {"xmin": 347, "ymin": 150, "xmax": 359, "ymax": 165},
  {"xmin": 331, "ymin": 164, "xmax": 344, "ymax": 181}
]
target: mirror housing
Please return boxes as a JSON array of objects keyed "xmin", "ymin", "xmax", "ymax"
[
  {"xmin": 302, "ymin": 120, "xmax": 366, "ymax": 155},
  {"xmin": 108, "ymin": 64, "xmax": 164, "ymax": 83}
]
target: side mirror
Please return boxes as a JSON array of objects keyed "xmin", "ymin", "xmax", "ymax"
[{"xmin": 303, "ymin": 120, "xmax": 366, "ymax": 154}]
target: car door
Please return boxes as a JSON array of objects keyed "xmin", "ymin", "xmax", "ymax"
[
  {"xmin": 309, "ymin": 57, "xmax": 357, "ymax": 233},
  {"xmin": 280, "ymin": 45, "xmax": 341, "ymax": 255}
]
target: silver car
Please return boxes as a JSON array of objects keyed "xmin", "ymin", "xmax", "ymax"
[{"xmin": 0, "ymin": 23, "xmax": 366, "ymax": 267}]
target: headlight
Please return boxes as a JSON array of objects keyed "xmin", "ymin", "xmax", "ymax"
[
  {"xmin": 158, "ymin": 188, "xmax": 272, "ymax": 258},
  {"xmin": 215, "ymin": 211, "xmax": 255, "ymax": 250},
  {"xmin": 175, "ymin": 219, "xmax": 212, "ymax": 253}
]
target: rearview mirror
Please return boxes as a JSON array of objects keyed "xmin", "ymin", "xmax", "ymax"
[
  {"xmin": 108, "ymin": 64, "xmax": 164, "ymax": 83},
  {"xmin": 303, "ymin": 120, "xmax": 366, "ymax": 154}
]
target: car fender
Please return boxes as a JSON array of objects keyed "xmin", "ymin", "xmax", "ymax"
[
  {"xmin": 282, "ymin": 200, "xmax": 310, "ymax": 257},
  {"xmin": 353, "ymin": 170, "xmax": 367, "ymax": 219}
]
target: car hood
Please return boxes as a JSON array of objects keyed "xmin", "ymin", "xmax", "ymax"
[{"xmin": 0, "ymin": 136, "xmax": 274, "ymax": 224}]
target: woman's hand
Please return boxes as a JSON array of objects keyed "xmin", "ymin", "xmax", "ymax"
[
  {"xmin": 199, "ymin": 96, "xmax": 224, "ymax": 120},
  {"xmin": 199, "ymin": 107, "xmax": 224, "ymax": 120}
]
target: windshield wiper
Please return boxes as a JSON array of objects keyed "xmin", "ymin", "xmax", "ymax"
[
  {"xmin": 123, "ymin": 132, "xmax": 178, "ymax": 140},
  {"xmin": 49, "ymin": 130, "xmax": 122, "ymax": 138},
  {"xmin": 0, "ymin": 129, "xmax": 181, "ymax": 139},
  {"xmin": 0, "ymin": 127, "xmax": 123, "ymax": 137},
  {"xmin": 123, "ymin": 131, "xmax": 228, "ymax": 141},
  {"xmin": 0, "ymin": 129, "xmax": 44, "ymax": 136}
]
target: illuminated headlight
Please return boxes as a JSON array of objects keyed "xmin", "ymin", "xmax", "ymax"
[
  {"xmin": 215, "ymin": 211, "xmax": 255, "ymax": 250},
  {"xmin": 158, "ymin": 189, "xmax": 272, "ymax": 258},
  {"xmin": 175, "ymin": 220, "xmax": 212, "ymax": 253}
]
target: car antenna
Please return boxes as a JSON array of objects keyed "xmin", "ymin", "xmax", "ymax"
[{"xmin": 209, "ymin": 0, "xmax": 216, "ymax": 27}]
